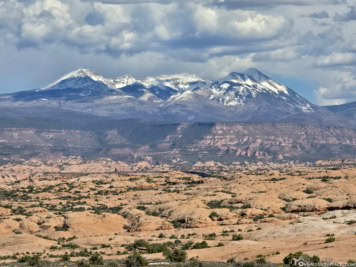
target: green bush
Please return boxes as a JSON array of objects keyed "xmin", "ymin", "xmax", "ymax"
[
  {"xmin": 164, "ymin": 248, "xmax": 187, "ymax": 262},
  {"xmin": 203, "ymin": 233, "xmax": 216, "ymax": 240},
  {"xmin": 256, "ymin": 255, "xmax": 266, "ymax": 264},
  {"xmin": 303, "ymin": 188, "xmax": 314, "ymax": 194},
  {"xmin": 283, "ymin": 252, "xmax": 320, "ymax": 265},
  {"xmin": 77, "ymin": 260, "xmax": 91, "ymax": 267},
  {"xmin": 17, "ymin": 255, "xmax": 41, "ymax": 266},
  {"xmin": 347, "ymin": 260, "xmax": 355, "ymax": 266},
  {"xmin": 172, "ymin": 220, "xmax": 183, "ymax": 229},
  {"xmin": 209, "ymin": 211, "xmax": 219, "ymax": 219},
  {"xmin": 232, "ymin": 234, "xmax": 243, "ymax": 241},
  {"xmin": 325, "ymin": 237, "xmax": 335, "ymax": 243},
  {"xmin": 158, "ymin": 233, "xmax": 166, "ymax": 238},
  {"xmin": 192, "ymin": 241, "xmax": 208, "ymax": 249},
  {"xmin": 185, "ymin": 258, "xmax": 205, "ymax": 267},
  {"xmin": 89, "ymin": 253, "xmax": 104, "ymax": 265},
  {"xmin": 227, "ymin": 257, "xmax": 236, "ymax": 263},
  {"xmin": 242, "ymin": 262, "xmax": 255, "ymax": 267},
  {"xmin": 54, "ymin": 222, "xmax": 70, "ymax": 231},
  {"xmin": 126, "ymin": 239, "xmax": 172, "ymax": 254},
  {"xmin": 182, "ymin": 241, "xmax": 193, "ymax": 250},
  {"xmin": 62, "ymin": 243, "xmax": 79, "ymax": 249},
  {"xmin": 61, "ymin": 253, "xmax": 70, "ymax": 262},
  {"xmin": 125, "ymin": 253, "xmax": 148, "ymax": 267}
]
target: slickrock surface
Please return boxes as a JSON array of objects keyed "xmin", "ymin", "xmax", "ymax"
[{"xmin": 0, "ymin": 158, "xmax": 355, "ymax": 264}]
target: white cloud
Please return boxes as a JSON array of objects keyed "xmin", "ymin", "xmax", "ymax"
[
  {"xmin": 314, "ymin": 52, "xmax": 356, "ymax": 67},
  {"xmin": 1, "ymin": 0, "xmax": 356, "ymax": 106},
  {"xmin": 314, "ymin": 71, "xmax": 356, "ymax": 105},
  {"xmin": 193, "ymin": 6, "xmax": 290, "ymax": 40},
  {"xmin": 253, "ymin": 47, "xmax": 299, "ymax": 62}
]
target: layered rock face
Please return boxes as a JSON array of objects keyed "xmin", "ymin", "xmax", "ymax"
[{"xmin": 1, "ymin": 122, "xmax": 356, "ymax": 163}]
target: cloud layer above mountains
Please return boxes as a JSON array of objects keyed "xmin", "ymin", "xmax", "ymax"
[{"xmin": 0, "ymin": 0, "xmax": 355, "ymax": 105}]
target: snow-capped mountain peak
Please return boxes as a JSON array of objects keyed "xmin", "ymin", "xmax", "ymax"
[
  {"xmin": 138, "ymin": 73, "xmax": 206, "ymax": 91},
  {"xmin": 243, "ymin": 68, "xmax": 270, "ymax": 82},
  {"xmin": 155, "ymin": 73, "xmax": 204, "ymax": 83},
  {"xmin": 113, "ymin": 75, "xmax": 137, "ymax": 89},
  {"xmin": 43, "ymin": 68, "xmax": 107, "ymax": 89},
  {"xmin": 32, "ymin": 68, "xmax": 315, "ymax": 119}
]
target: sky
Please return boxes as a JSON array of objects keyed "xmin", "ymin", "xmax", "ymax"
[{"xmin": 1, "ymin": 0, "xmax": 356, "ymax": 105}]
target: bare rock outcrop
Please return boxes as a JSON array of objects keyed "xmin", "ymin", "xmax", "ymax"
[{"xmin": 285, "ymin": 198, "xmax": 329, "ymax": 212}]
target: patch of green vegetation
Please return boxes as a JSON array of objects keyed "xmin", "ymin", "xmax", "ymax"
[
  {"xmin": 303, "ymin": 188, "xmax": 314, "ymax": 194},
  {"xmin": 164, "ymin": 248, "xmax": 187, "ymax": 262},
  {"xmin": 192, "ymin": 241, "xmax": 209, "ymax": 249},
  {"xmin": 125, "ymin": 253, "xmax": 148, "ymax": 267},
  {"xmin": 203, "ymin": 233, "xmax": 216, "ymax": 240},
  {"xmin": 232, "ymin": 234, "xmax": 243, "ymax": 241},
  {"xmin": 283, "ymin": 252, "xmax": 320, "ymax": 265}
]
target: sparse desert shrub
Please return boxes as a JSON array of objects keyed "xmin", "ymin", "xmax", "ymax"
[
  {"xmin": 232, "ymin": 234, "xmax": 243, "ymax": 241},
  {"xmin": 126, "ymin": 239, "xmax": 171, "ymax": 254},
  {"xmin": 77, "ymin": 260, "xmax": 91, "ymax": 267},
  {"xmin": 18, "ymin": 254, "xmax": 41, "ymax": 266},
  {"xmin": 172, "ymin": 220, "xmax": 183, "ymax": 229},
  {"xmin": 185, "ymin": 258, "xmax": 205, "ymax": 267},
  {"xmin": 209, "ymin": 211, "xmax": 219, "ymax": 219},
  {"xmin": 62, "ymin": 243, "xmax": 79, "ymax": 249},
  {"xmin": 89, "ymin": 253, "xmax": 104, "ymax": 265},
  {"xmin": 253, "ymin": 215, "xmax": 264, "ymax": 222},
  {"xmin": 242, "ymin": 262, "xmax": 255, "ymax": 267},
  {"xmin": 207, "ymin": 200, "xmax": 223, "ymax": 209},
  {"xmin": 125, "ymin": 253, "xmax": 148, "ymax": 267},
  {"xmin": 325, "ymin": 237, "xmax": 335, "ymax": 243},
  {"xmin": 182, "ymin": 241, "xmax": 193, "ymax": 250},
  {"xmin": 54, "ymin": 222, "xmax": 69, "ymax": 231},
  {"xmin": 256, "ymin": 255, "xmax": 266, "ymax": 264},
  {"xmin": 192, "ymin": 241, "xmax": 208, "ymax": 249},
  {"xmin": 158, "ymin": 233, "xmax": 166, "ymax": 238},
  {"xmin": 283, "ymin": 252, "xmax": 320, "ymax": 265},
  {"xmin": 203, "ymin": 233, "xmax": 216, "ymax": 240},
  {"xmin": 227, "ymin": 257, "xmax": 236, "ymax": 263},
  {"xmin": 347, "ymin": 260, "xmax": 355, "ymax": 266},
  {"xmin": 241, "ymin": 203, "xmax": 252, "ymax": 209},
  {"xmin": 323, "ymin": 198, "xmax": 333, "ymax": 203},
  {"xmin": 101, "ymin": 244, "xmax": 111, "ymax": 249},
  {"xmin": 61, "ymin": 252, "xmax": 70, "ymax": 262},
  {"xmin": 268, "ymin": 177, "xmax": 286, "ymax": 182},
  {"xmin": 303, "ymin": 188, "xmax": 314, "ymax": 194},
  {"xmin": 164, "ymin": 248, "xmax": 187, "ymax": 262}
]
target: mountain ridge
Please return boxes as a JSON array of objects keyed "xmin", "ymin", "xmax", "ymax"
[
  {"xmin": 0, "ymin": 68, "xmax": 355, "ymax": 129},
  {"xmin": 0, "ymin": 68, "xmax": 322, "ymax": 123}
]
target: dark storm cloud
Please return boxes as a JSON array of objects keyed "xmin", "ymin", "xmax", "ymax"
[
  {"xmin": 310, "ymin": 11, "xmax": 330, "ymax": 19},
  {"xmin": 334, "ymin": 6, "xmax": 356, "ymax": 21},
  {"xmin": 85, "ymin": 11, "xmax": 105, "ymax": 25}
]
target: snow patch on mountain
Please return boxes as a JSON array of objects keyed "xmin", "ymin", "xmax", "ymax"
[
  {"xmin": 138, "ymin": 73, "xmax": 205, "ymax": 91},
  {"xmin": 40, "ymin": 67, "xmax": 314, "ymax": 114},
  {"xmin": 43, "ymin": 69, "xmax": 108, "ymax": 89},
  {"xmin": 112, "ymin": 75, "xmax": 137, "ymax": 89}
]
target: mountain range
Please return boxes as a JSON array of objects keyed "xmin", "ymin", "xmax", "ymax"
[
  {"xmin": 1, "ymin": 68, "xmax": 356, "ymax": 163},
  {"xmin": 1, "ymin": 68, "xmax": 355, "ymax": 127}
]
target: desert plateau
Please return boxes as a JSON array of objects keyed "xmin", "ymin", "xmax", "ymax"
[{"xmin": 0, "ymin": 157, "xmax": 355, "ymax": 266}]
